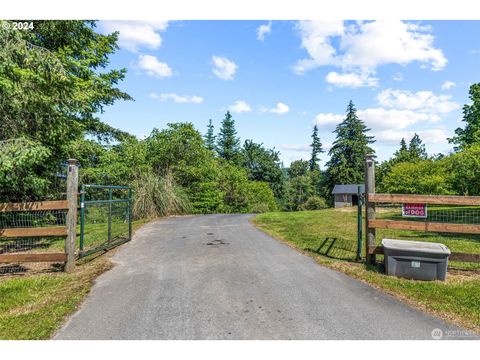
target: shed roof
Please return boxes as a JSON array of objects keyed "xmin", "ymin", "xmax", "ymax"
[{"xmin": 332, "ymin": 184, "xmax": 365, "ymax": 194}]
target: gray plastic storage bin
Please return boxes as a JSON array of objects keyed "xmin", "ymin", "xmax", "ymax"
[{"xmin": 382, "ymin": 239, "xmax": 450, "ymax": 281}]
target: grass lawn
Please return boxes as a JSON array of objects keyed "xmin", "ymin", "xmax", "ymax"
[
  {"xmin": 0, "ymin": 219, "xmax": 147, "ymax": 340},
  {"xmin": 253, "ymin": 208, "xmax": 480, "ymax": 333}
]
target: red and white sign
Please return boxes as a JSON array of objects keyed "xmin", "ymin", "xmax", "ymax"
[{"xmin": 402, "ymin": 203, "xmax": 427, "ymax": 218}]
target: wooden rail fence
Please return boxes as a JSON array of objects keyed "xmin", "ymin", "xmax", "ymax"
[
  {"xmin": 0, "ymin": 159, "xmax": 78, "ymax": 272},
  {"xmin": 364, "ymin": 154, "xmax": 480, "ymax": 265}
]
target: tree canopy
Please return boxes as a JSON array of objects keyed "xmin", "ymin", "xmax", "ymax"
[{"xmin": 0, "ymin": 20, "xmax": 132, "ymax": 201}]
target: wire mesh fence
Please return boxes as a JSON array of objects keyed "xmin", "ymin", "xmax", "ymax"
[
  {"xmin": 0, "ymin": 209, "xmax": 67, "ymax": 275},
  {"xmin": 373, "ymin": 203, "xmax": 480, "ymax": 270},
  {"xmin": 0, "ymin": 209, "xmax": 67, "ymax": 229},
  {"xmin": 374, "ymin": 203, "xmax": 480, "ymax": 224},
  {"xmin": 79, "ymin": 185, "xmax": 131, "ymax": 258}
]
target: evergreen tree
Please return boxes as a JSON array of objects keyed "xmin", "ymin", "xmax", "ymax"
[
  {"xmin": 325, "ymin": 101, "xmax": 375, "ymax": 193},
  {"xmin": 391, "ymin": 138, "xmax": 410, "ymax": 163},
  {"xmin": 309, "ymin": 124, "xmax": 324, "ymax": 171},
  {"xmin": 217, "ymin": 111, "xmax": 241, "ymax": 163},
  {"xmin": 0, "ymin": 21, "xmax": 132, "ymax": 201},
  {"xmin": 204, "ymin": 119, "xmax": 216, "ymax": 152},
  {"xmin": 408, "ymin": 133, "xmax": 427, "ymax": 161},
  {"xmin": 448, "ymin": 83, "xmax": 480, "ymax": 150}
]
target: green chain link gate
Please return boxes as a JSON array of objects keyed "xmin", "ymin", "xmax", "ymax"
[{"xmin": 79, "ymin": 184, "xmax": 132, "ymax": 258}]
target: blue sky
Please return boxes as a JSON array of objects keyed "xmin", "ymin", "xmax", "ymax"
[{"xmin": 96, "ymin": 20, "xmax": 480, "ymax": 166}]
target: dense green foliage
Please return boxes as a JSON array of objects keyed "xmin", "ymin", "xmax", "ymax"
[
  {"xmin": 380, "ymin": 159, "xmax": 452, "ymax": 195},
  {"xmin": 377, "ymin": 133, "xmax": 429, "ymax": 189},
  {"xmin": 241, "ymin": 139, "xmax": 285, "ymax": 199},
  {"xmin": 0, "ymin": 21, "xmax": 132, "ymax": 201}
]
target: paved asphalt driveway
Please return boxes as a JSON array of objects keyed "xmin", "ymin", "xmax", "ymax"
[{"xmin": 56, "ymin": 214, "xmax": 470, "ymax": 340}]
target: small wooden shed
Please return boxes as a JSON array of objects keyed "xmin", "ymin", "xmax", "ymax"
[{"xmin": 332, "ymin": 184, "xmax": 365, "ymax": 208}]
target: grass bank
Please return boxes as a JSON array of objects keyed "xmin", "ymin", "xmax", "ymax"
[
  {"xmin": 253, "ymin": 209, "xmax": 480, "ymax": 333},
  {"xmin": 0, "ymin": 219, "xmax": 147, "ymax": 340}
]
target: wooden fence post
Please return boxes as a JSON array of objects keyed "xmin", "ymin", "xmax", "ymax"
[
  {"xmin": 65, "ymin": 159, "xmax": 78, "ymax": 272},
  {"xmin": 365, "ymin": 154, "xmax": 376, "ymax": 265}
]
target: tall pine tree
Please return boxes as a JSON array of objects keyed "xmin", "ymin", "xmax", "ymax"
[
  {"xmin": 325, "ymin": 101, "xmax": 375, "ymax": 192},
  {"xmin": 204, "ymin": 119, "xmax": 216, "ymax": 152},
  {"xmin": 309, "ymin": 124, "xmax": 324, "ymax": 171},
  {"xmin": 216, "ymin": 111, "xmax": 241, "ymax": 163},
  {"xmin": 408, "ymin": 133, "xmax": 427, "ymax": 160},
  {"xmin": 391, "ymin": 138, "xmax": 410, "ymax": 163}
]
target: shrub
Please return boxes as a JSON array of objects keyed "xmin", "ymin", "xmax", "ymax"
[
  {"xmin": 131, "ymin": 171, "xmax": 191, "ymax": 219},
  {"xmin": 300, "ymin": 196, "xmax": 328, "ymax": 210},
  {"xmin": 247, "ymin": 181, "xmax": 277, "ymax": 213},
  {"xmin": 217, "ymin": 162, "xmax": 250, "ymax": 213},
  {"xmin": 189, "ymin": 180, "xmax": 224, "ymax": 214}
]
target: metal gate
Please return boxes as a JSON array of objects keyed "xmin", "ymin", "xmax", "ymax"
[{"xmin": 79, "ymin": 184, "xmax": 132, "ymax": 258}]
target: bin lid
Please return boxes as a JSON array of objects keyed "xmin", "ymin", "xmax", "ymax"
[{"xmin": 381, "ymin": 239, "xmax": 451, "ymax": 255}]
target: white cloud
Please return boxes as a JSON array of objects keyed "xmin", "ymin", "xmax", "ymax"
[
  {"xmin": 374, "ymin": 129, "xmax": 448, "ymax": 145},
  {"xmin": 293, "ymin": 20, "xmax": 344, "ymax": 74},
  {"xmin": 100, "ymin": 21, "xmax": 168, "ymax": 53},
  {"xmin": 136, "ymin": 55, "xmax": 173, "ymax": 78},
  {"xmin": 270, "ymin": 102, "xmax": 290, "ymax": 114},
  {"xmin": 314, "ymin": 97, "xmax": 450, "ymax": 132},
  {"xmin": 376, "ymin": 89, "xmax": 459, "ymax": 113},
  {"xmin": 313, "ymin": 113, "xmax": 344, "ymax": 128},
  {"xmin": 212, "ymin": 56, "xmax": 237, "ymax": 80},
  {"xmin": 229, "ymin": 100, "xmax": 251, "ymax": 113},
  {"xmin": 294, "ymin": 20, "xmax": 447, "ymax": 87},
  {"xmin": 326, "ymin": 71, "xmax": 378, "ymax": 88},
  {"xmin": 358, "ymin": 108, "xmax": 440, "ymax": 131},
  {"xmin": 257, "ymin": 21, "xmax": 272, "ymax": 41},
  {"xmin": 441, "ymin": 80, "xmax": 456, "ymax": 90},
  {"xmin": 150, "ymin": 93, "xmax": 203, "ymax": 104},
  {"xmin": 341, "ymin": 21, "xmax": 446, "ymax": 70}
]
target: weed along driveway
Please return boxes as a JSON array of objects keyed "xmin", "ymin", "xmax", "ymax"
[{"xmin": 56, "ymin": 214, "xmax": 468, "ymax": 340}]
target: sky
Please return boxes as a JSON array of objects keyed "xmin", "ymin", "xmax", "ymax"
[{"xmin": 96, "ymin": 20, "xmax": 480, "ymax": 166}]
